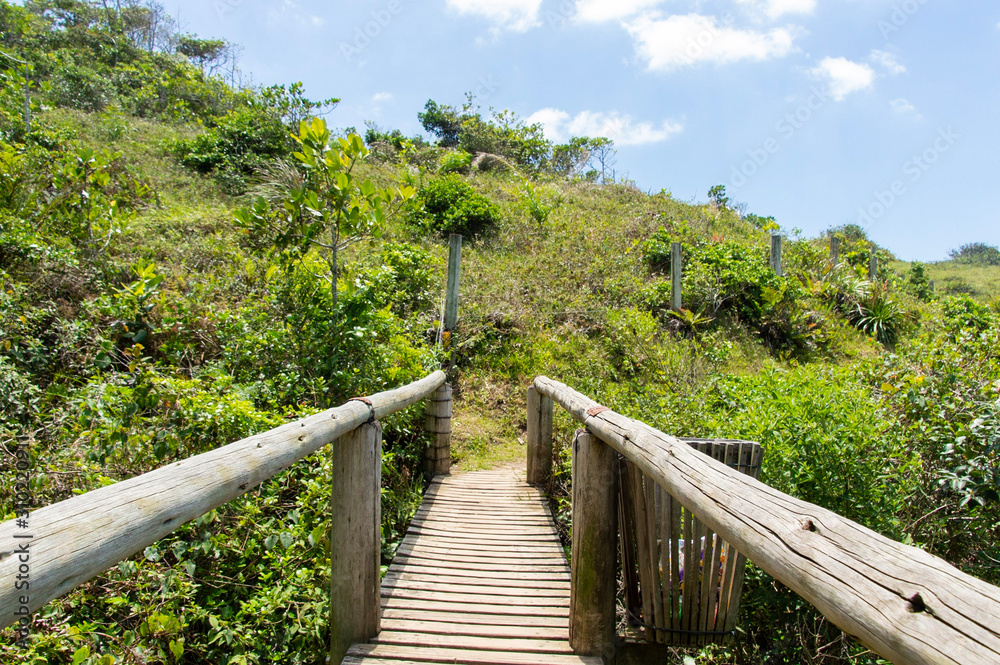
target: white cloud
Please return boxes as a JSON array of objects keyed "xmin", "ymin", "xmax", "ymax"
[
  {"xmin": 736, "ymin": 0, "xmax": 816, "ymax": 20},
  {"xmin": 526, "ymin": 108, "xmax": 683, "ymax": 146},
  {"xmin": 624, "ymin": 13, "xmax": 798, "ymax": 72},
  {"xmin": 870, "ymin": 49, "xmax": 905, "ymax": 75},
  {"xmin": 372, "ymin": 92, "xmax": 394, "ymax": 103},
  {"xmin": 445, "ymin": 0, "xmax": 542, "ymax": 32},
  {"xmin": 574, "ymin": 0, "xmax": 664, "ymax": 23},
  {"xmin": 890, "ymin": 98, "xmax": 916, "ymax": 114},
  {"xmin": 811, "ymin": 57, "xmax": 875, "ymax": 101}
]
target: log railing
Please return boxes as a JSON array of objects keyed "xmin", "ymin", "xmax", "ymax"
[
  {"xmin": 527, "ymin": 375, "xmax": 1000, "ymax": 665},
  {"xmin": 0, "ymin": 371, "xmax": 452, "ymax": 663}
]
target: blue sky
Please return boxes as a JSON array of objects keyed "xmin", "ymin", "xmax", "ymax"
[{"xmin": 157, "ymin": 0, "xmax": 999, "ymax": 261}]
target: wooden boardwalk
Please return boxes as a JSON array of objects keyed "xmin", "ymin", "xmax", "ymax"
[{"xmin": 342, "ymin": 470, "xmax": 602, "ymax": 665}]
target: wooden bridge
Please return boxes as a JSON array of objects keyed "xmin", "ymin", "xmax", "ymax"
[{"xmin": 3, "ymin": 371, "xmax": 1000, "ymax": 665}]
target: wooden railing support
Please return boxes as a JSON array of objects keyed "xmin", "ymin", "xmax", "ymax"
[
  {"xmin": 569, "ymin": 429, "xmax": 617, "ymax": 661},
  {"xmin": 770, "ymin": 234, "xmax": 783, "ymax": 276},
  {"xmin": 424, "ymin": 384, "xmax": 452, "ymax": 476},
  {"xmin": 329, "ymin": 422, "xmax": 382, "ymax": 664},
  {"xmin": 525, "ymin": 386, "xmax": 553, "ymax": 486},
  {"xmin": 534, "ymin": 375, "xmax": 1000, "ymax": 665},
  {"xmin": 831, "ymin": 235, "xmax": 840, "ymax": 266},
  {"xmin": 0, "ymin": 371, "xmax": 446, "ymax": 630}
]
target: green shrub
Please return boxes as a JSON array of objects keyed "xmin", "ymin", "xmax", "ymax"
[
  {"xmin": 409, "ymin": 175, "xmax": 501, "ymax": 238},
  {"xmin": 438, "ymin": 149, "xmax": 472, "ymax": 174},
  {"xmin": 950, "ymin": 242, "xmax": 1000, "ymax": 266},
  {"xmin": 173, "ymin": 108, "xmax": 293, "ymax": 194}
]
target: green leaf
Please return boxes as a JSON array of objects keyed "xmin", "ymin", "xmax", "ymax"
[{"xmin": 71, "ymin": 646, "xmax": 90, "ymax": 665}]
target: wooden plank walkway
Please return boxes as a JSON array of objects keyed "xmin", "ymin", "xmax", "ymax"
[{"xmin": 342, "ymin": 470, "xmax": 602, "ymax": 665}]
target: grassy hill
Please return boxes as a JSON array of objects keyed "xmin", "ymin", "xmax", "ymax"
[{"xmin": 2, "ymin": 2, "xmax": 999, "ymax": 664}]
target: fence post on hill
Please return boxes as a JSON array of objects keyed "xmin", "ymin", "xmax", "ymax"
[
  {"xmin": 831, "ymin": 236, "xmax": 840, "ymax": 266},
  {"xmin": 424, "ymin": 384, "xmax": 452, "ymax": 476},
  {"xmin": 671, "ymin": 242, "xmax": 683, "ymax": 311},
  {"xmin": 770, "ymin": 234, "xmax": 783, "ymax": 276},
  {"xmin": 526, "ymin": 386, "xmax": 553, "ymax": 486},
  {"xmin": 869, "ymin": 245, "xmax": 879, "ymax": 281},
  {"xmin": 329, "ymin": 422, "xmax": 382, "ymax": 664},
  {"xmin": 444, "ymin": 234, "xmax": 462, "ymax": 332},
  {"xmin": 569, "ymin": 429, "xmax": 617, "ymax": 661}
]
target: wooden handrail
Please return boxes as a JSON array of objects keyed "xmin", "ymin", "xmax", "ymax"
[
  {"xmin": 0, "ymin": 370, "xmax": 447, "ymax": 630},
  {"xmin": 531, "ymin": 375, "xmax": 1000, "ymax": 665}
]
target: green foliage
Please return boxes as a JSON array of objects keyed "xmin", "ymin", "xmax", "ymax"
[
  {"xmin": 409, "ymin": 174, "xmax": 501, "ymax": 238},
  {"xmin": 457, "ymin": 108, "xmax": 550, "ymax": 170},
  {"xmin": 438, "ymin": 149, "xmax": 472, "ymax": 174},
  {"xmin": 950, "ymin": 242, "xmax": 1000, "ymax": 266},
  {"xmin": 418, "ymin": 98, "xmax": 465, "ymax": 147},
  {"xmin": 708, "ymin": 184, "xmax": 729, "ymax": 209},
  {"xmin": 235, "ymin": 118, "xmax": 414, "ymax": 307},
  {"xmin": 173, "ymin": 108, "xmax": 293, "ymax": 194},
  {"xmin": 908, "ymin": 261, "xmax": 933, "ymax": 301},
  {"xmin": 822, "ymin": 270, "xmax": 907, "ymax": 346}
]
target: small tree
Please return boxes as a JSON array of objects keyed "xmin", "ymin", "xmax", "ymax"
[{"xmin": 235, "ymin": 118, "xmax": 413, "ymax": 310}]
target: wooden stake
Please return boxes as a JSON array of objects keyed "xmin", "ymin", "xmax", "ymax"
[
  {"xmin": 770, "ymin": 234, "xmax": 783, "ymax": 276},
  {"xmin": 444, "ymin": 234, "xmax": 462, "ymax": 332},
  {"xmin": 569, "ymin": 429, "xmax": 617, "ymax": 660},
  {"xmin": 671, "ymin": 242, "xmax": 682, "ymax": 311},
  {"xmin": 831, "ymin": 236, "xmax": 840, "ymax": 266},
  {"xmin": 526, "ymin": 386, "xmax": 553, "ymax": 486},
  {"xmin": 330, "ymin": 422, "xmax": 382, "ymax": 664},
  {"xmin": 869, "ymin": 246, "xmax": 878, "ymax": 281}
]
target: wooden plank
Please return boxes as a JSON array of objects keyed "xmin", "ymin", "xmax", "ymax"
[
  {"xmin": 373, "ymin": 631, "xmax": 575, "ymax": 654},
  {"xmin": 381, "ymin": 608, "xmax": 566, "ymax": 628},
  {"xmin": 380, "ymin": 598, "xmax": 569, "ymax": 618},
  {"xmin": 385, "ymin": 570, "xmax": 568, "ymax": 587},
  {"xmin": 399, "ymin": 536, "xmax": 565, "ymax": 554},
  {"xmin": 391, "ymin": 556, "xmax": 569, "ymax": 574},
  {"xmin": 382, "ymin": 587, "xmax": 570, "ymax": 608},
  {"xmin": 379, "ymin": 618, "xmax": 568, "ymax": 641},
  {"xmin": 386, "ymin": 565, "xmax": 570, "ymax": 582},
  {"xmin": 405, "ymin": 527, "xmax": 560, "ymax": 544},
  {"xmin": 444, "ymin": 233, "xmax": 461, "ymax": 331},
  {"xmin": 534, "ymin": 375, "xmax": 1000, "ymax": 665},
  {"xmin": 396, "ymin": 548, "xmax": 566, "ymax": 565},
  {"xmin": 382, "ymin": 578, "xmax": 568, "ymax": 599},
  {"xmin": 0, "ymin": 371, "xmax": 448, "ymax": 630},
  {"xmin": 346, "ymin": 644, "xmax": 601, "ymax": 665}
]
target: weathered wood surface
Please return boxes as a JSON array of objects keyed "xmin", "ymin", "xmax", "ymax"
[
  {"xmin": 568, "ymin": 430, "xmax": 617, "ymax": 660},
  {"xmin": 423, "ymin": 384, "xmax": 452, "ymax": 476},
  {"xmin": 671, "ymin": 241, "xmax": 682, "ymax": 311},
  {"xmin": 0, "ymin": 371, "xmax": 446, "ymax": 630},
  {"xmin": 330, "ymin": 422, "xmax": 383, "ymax": 664},
  {"xmin": 344, "ymin": 470, "xmax": 601, "ymax": 665},
  {"xmin": 526, "ymin": 386, "xmax": 554, "ymax": 486},
  {"xmin": 533, "ymin": 375, "xmax": 1000, "ymax": 665},
  {"xmin": 444, "ymin": 233, "xmax": 462, "ymax": 332}
]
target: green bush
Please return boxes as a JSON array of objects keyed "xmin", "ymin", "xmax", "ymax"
[
  {"xmin": 438, "ymin": 149, "xmax": 472, "ymax": 174},
  {"xmin": 173, "ymin": 108, "xmax": 293, "ymax": 194},
  {"xmin": 409, "ymin": 175, "xmax": 501, "ymax": 238},
  {"xmin": 950, "ymin": 242, "xmax": 1000, "ymax": 266}
]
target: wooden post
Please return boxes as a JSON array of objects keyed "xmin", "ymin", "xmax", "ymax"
[
  {"xmin": 831, "ymin": 236, "xmax": 840, "ymax": 266},
  {"xmin": 330, "ymin": 422, "xmax": 382, "ymax": 664},
  {"xmin": 869, "ymin": 246, "xmax": 878, "ymax": 281},
  {"xmin": 569, "ymin": 429, "xmax": 617, "ymax": 661},
  {"xmin": 770, "ymin": 234, "xmax": 783, "ymax": 276},
  {"xmin": 671, "ymin": 242, "xmax": 682, "ymax": 311},
  {"xmin": 424, "ymin": 384, "xmax": 452, "ymax": 476},
  {"xmin": 930, "ymin": 280, "xmax": 936, "ymax": 294},
  {"xmin": 444, "ymin": 234, "xmax": 462, "ymax": 332},
  {"xmin": 526, "ymin": 386, "xmax": 553, "ymax": 486}
]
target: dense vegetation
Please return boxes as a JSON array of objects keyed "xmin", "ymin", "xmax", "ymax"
[{"xmin": 1, "ymin": 2, "xmax": 999, "ymax": 664}]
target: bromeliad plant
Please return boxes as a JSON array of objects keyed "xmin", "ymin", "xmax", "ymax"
[{"xmin": 235, "ymin": 118, "xmax": 415, "ymax": 309}]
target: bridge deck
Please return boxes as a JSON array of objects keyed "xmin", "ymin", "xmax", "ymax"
[{"xmin": 343, "ymin": 470, "xmax": 602, "ymax": 665}]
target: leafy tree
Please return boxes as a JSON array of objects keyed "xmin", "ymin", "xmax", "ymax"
[
  {"xmin": 586, "ymin": 137, "xmax": 616, "ymax": 183},
  {"xmin": 708, "ymin": 184, "xmax": 730, "ymax": 210},
  {"xmin": 950, "ymin": 242, "xmax": 1000, "ymax": 266},
  {"xmin": 418, "ymin": 99, "xmax": 467, "ymax": 147},
  {"xmin": 235, "ymin": 118, "xmax": 414, "ymax": 309}
]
